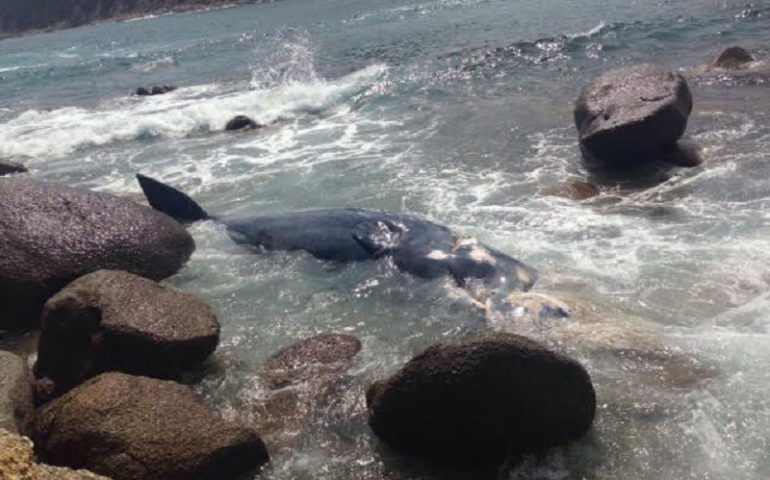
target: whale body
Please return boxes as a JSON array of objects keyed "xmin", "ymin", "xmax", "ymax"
[{"xmin": 136, "ymin": 174, "xmax": 537, "ymax": 300}]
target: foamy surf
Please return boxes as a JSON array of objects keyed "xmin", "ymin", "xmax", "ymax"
[{"xmin": 0, "ymin": 64, "xmax": 387, "ymax": 159}]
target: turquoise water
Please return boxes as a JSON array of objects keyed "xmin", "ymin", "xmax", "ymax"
[{"xmin": 2, "ymin": 1, "xmax": 770, "ymax": 479}]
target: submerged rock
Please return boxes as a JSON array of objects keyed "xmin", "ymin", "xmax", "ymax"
[
  {"xmin": 264, "ymin": 333, "xmax": 362, "ymax": 388},
  {"xmin": 0, "ymin": 160, "xmax": 28, "ymax": 176},
  {"xmin": 0, "ymin": 178, "xmax": 194, "ymax": 331},
  {"xmin": 540, "ymin": 180, "xmax": 600, "ymax": 201},
  {"xmin": 257, "ymin": 334, "xmax": 362, "ymax": 452},
  {"xmin": 0, "ymin": 351, "xmax": 34, "ymax": 435},
  {"xmin": 135, "ymin": 85, "xmax": 177, "ymax": 96},
  {"xmin": 366, "ymin": 333, "xmax": 596, "ymax": 464},
  {"xmin": 710, "ymin": 46, "xmax": 754, "ymax": 70},
  {"xmin": 574, "ymin": 64, "xmax": 693, "ymax": 165},
  {"xmin": 225, "ymin": 115, "xmax": 260, "ymax": 132},
  {"xmin": 0, "ymin": 428, "xmax": 112, "ymax": 480},
  {"xmin": 33, "ymin": 373, "xmax": 269, "ymax": 480},
  {"xmin": 34, "ymin": 270, "xmax": 219, "ymax": 402}
]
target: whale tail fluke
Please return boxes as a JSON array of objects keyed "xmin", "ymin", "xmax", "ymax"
[{"xmin": 136, "ymin": 173, "xmax": 209, "ymax": 223}]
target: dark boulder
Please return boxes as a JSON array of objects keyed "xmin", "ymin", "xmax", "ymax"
[
  {"xmin": 135, "ymin": 86, "xmax": 177, "ymax": 96},
  {"xmin": 33, "ymin": 373, "xmax": 269, "ymax": 480},
  {"xmin": 264, "ymin": 333, "xmax": 362, "ymax": 388},
  {"xmin": 574, "ymin": 64, "xmax": 693, "ymax": 164},
  {"xmin": 34, "ymin": 270, "xmax": 219, "ymax": 402},
  {"xmin": 0, "ymin": 351, "xmax": 34, "ymax": 435},
  {"xmin": 0, "ymin": 178, "xmax": 194, "ymax": 331},
  {"xmin": 0, "ymin": 159, "xmax": 28, "ymax": 176},
  {"xmin": 366, "ymin": 333, "xmax": 596, "ymax": 464},
  {"xmin": 710, "ymin": 46, "xmax": 754, "ymax": 70},
  {"xmin": 225, "ymin": 115, "xmax": 260, "ymax": 132}
]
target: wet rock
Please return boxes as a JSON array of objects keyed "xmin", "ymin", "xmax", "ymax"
[
  {"xmin": 0, "ymin": 160, "xmax": 28, "ymax": 176},
  {"xmin": 33, "ymin": 373, "xmax": 269, "ymax": 480},
  {"xmin": 135, "ymin": 85, "xmax": 176, "ymax": 96},
  {"xmin": 34, "ymin": 270, "xmax": 219, "ymax": 402},
  {"xmin": 540, "ymin": 180, "xmax": 600, "ymax": 201},
  {"xmin": 574, "ymin": 64, "xmax": 693, "ymax": 164},
  {"xmin": 0, "ymin": 428, "xmax": 112, "ymax": 480},
  {"xmin": 366, "ymin": 333, "xmax": 596, "ymax": 464},
  {"xmin": 225, "ymin": 115, "xmax": 260, "ymax": 132},
  {"xmin": 0, "ymin": 351, "xmax": 34, "ymax": 435},
  {"xmin": 0, "ymin": 178, "xmax": 194, "ymax": 330},
  {"xmin": 264, "ymin": 334, "xmax": 362, "ymax": 388},
  {"xmin": 257, "ymin": 334, "xmax": 362, "ymax": 452},
  {"xmin": 710, "ymin": 46, "xmax": 754, "ymax": 70}
]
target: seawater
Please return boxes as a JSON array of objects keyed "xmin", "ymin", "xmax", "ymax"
[{"xmin": 1, "ymin": 1, "xmax": 769, "ymax": 479}]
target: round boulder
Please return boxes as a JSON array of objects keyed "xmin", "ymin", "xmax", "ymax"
[
  {"xmin": 710, "ymin": 46, "xmax": 754, "ymax": 70},
  {"xmin": 225, "ymin": 115, "xmax": 260, "ymax": 132},
  {"xmin": 574, "ymin": 64, "xmax": 693, "ymax": 164},
  {"xmin": 0, "ymin": 160, "xmax": 28, "ymax": 176},
  {"xmin": 33, "ymin": 373, "xmax": 269, "ymax": 480},
  {"xmin": 366, "ymin": 333, "xmax": 596, "ymax": 464},
  {"xmin": 264, "ymin": 334, "xmax": 362, "ymax": 388},
  {"xmin": 34, "ymin": 270, "xmax": 219, "ymax": 402},
  {"xmin": 0, "ymin": 178, "xmax": 195, "ymax": 330}
]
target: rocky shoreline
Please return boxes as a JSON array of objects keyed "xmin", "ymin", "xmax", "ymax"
[{"xmin": 0, "ymin": 1, "xmax": 256, "ymax": 40}]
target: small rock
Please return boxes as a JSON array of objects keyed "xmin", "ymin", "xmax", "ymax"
[
  {"xmin": 225, "ymin": 115, "xmax": 260, "ymax": 132},
  {"xmin": 0, "ymin": 352, "xmax": 34, "ymax": 435},
  {"xmin": 135, "ymin": 86, "xmax": 177, "ymax": 96},
  {"xmin": 33, "ymin": 373, "xmax": 269, "ymax": 480},
  {"xmin": 366, "ymin": 333, "xmax": 596, "ymax": 464},
  {"xmin": 34, "ymin": 270, "xmax": 220, "ymax": 402},
  {"xmin": 574, "ymin": 64, "xmax": 693, "ymax": 164},
  {"xmin": 0, "ymin": 178, "xmax": 195, "ymax": 331},
  {"xmin": 0, "ymin": 160, "xmax": 28, "ymax": 176},
  {"xmin": 1, "ymin": 428, "xmax": 113, "ymax": 480},
  {"xmin": 710, "ymin": 46, "xmax": 754, "ymax": 70}
]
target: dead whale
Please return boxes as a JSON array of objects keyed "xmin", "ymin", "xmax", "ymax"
[{"xmin": 136, "ymin": 174, "xmax": 537, "ymax": 301}]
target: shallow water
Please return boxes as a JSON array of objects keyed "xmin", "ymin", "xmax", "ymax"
[{"xmin": 1, "ymin": 1, "xmax": 770, "ymax": 479}]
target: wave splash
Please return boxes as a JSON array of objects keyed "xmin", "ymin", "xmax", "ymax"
[{"xmin": 0, "ymin": 32, "xmax": 386, "ymax": 159}]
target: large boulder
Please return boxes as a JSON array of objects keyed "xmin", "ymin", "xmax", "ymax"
[
  {"xmin": 34, "ymin": 270, "xmax": 219, "ymax": 402},
  {"xmin": 33, "ymin": 373, "xmax": 269, "ymax": 480},
  {"xmin": 709, "ymin": 46, "xmax": 754, "ymax": 70},
  {"xmin": 574, "ymin": 64, "xmax": 693, "ymax": 164},
  {"xmin": 0, "ymin": 160, "xmax": 28, "ymax": 176},
  {"xmin": 0, "ymin": 351, "xmax": 34, "ymax": 435},
  {"xmin": 366, "ymin": 333, "xmax": 596, "ymax": 464},
  {"xmin": 0, "ymin": 178, "xmax": 194, "ymax": 330},
  {"xmin": 0, "ymin": 428, "xmax": 112, "ymax": 480}
]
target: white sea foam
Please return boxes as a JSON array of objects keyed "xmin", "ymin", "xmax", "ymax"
[{"xmin": 0, "ymin": 63, "xmax": 386, "ymax": 159}]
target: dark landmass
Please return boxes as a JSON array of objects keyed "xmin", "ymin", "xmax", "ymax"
[{"xmin": 0, "ymin": 0, "xmax": 258, "ymax": 39}]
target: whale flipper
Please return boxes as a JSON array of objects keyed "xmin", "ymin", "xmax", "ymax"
[
  {"xmin": 351, "ymin": 220, "xmax": 404, "ymax": 257},
  {"xmin": 136, "ymin": 174, "xmax": 209, "ymax": 223}
]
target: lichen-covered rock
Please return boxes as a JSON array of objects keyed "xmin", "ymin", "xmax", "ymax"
[
  {"xmin": 33, "ymin": 373, "xmax": 269, "ymax": 480},
  {"xmin": 574, "ymin": 64, "xmax": 693, "ymax": 164},
  {"xmin": 0, "ymin": 160, "xmax": 28, "ymax": 176},
  {"xmin": 366, "ymin": 333, "xmax": 596, "ymax": 464},
  {"xmin": 710, "ymin": 46, "xmax": 754, "ymax": 70},
  {"xmin": 0, "ymin": 428, "xmax": 112, "ymax": 480},
  {"xmin": 0, "ymin": 351, "xmax": 33, "ymax": 435},
  {"xmin": 0, "ymin": 178, "xmax": 195, "ymax": 330},
  {"xmin": 34, "ymin": 270, "xmax": 220, "ymax": 402}
]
